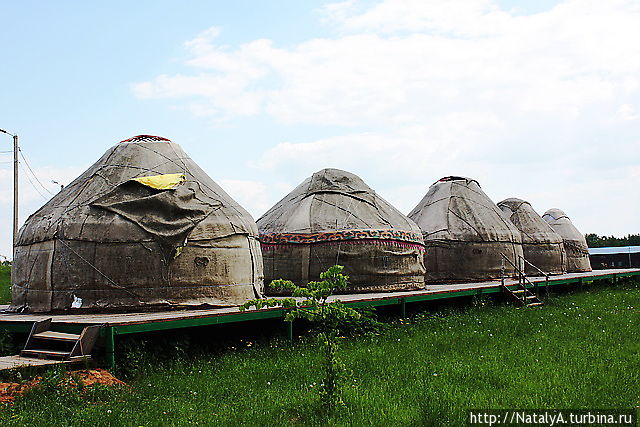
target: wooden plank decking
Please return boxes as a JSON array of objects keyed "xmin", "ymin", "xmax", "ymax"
[
  {"xmin": 0, "ymin": 268, "xmax": 637, "ymax": 330},
  {"xmin": 0, "ymin": 268, "xmax": 637, "ymax": 371},
  {"xmin": 0, "ymin": 355, "xmax": 78, "ymax": 371}
]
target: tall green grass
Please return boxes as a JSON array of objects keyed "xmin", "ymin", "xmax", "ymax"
[
  {"xmin": 0, "ymin": 264, "xmax": 10, "ymax": 305},
  {"xmin": 1, "ymin": 280, "xmax": 639, "ymax": 426}
]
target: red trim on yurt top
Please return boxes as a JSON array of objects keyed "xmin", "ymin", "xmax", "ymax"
[
  {"xmin": 120, "ymin": 135, "xmax": 172, "ymax": 143},
  {"xmin": 435, "ymin": 176, "xmax": 480, "ymax": 186}
]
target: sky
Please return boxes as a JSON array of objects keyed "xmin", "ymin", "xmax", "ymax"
[{"xmin": 0, "ymin": 0, "xmax": 639, "ymax": 259}]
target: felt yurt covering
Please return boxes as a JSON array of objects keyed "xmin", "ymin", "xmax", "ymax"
[
  {"xmin": 11, "ymin": 135, "xmax": 263, "ymax": 313},
  {"xmin": 498, "ymin": 198, "xmax": 566, "ymax": 275},
  {"xmin": 257, "ymin": 168, "xmax": 426, "ymax": 294},
  {"xmin": 408, "ymin": 177, "xmax": 524, "ymax": 283},
  {"xmin": 542, "ymin": 208, "xmax": 591, "ymax": 273}
]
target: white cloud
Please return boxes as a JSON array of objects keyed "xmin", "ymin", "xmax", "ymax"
[
  {"xmin": 616, "ymin": 104, "xmax": 640, "ymax": 121},
  {"xmin": 323, "ymin": 0, "xmax": 513, "ymax": 36},
  {"xmin": 258, "ymin": 111, "xmax": 504, "ymax": 175},
  {"xmin": 132, "ymin": 0, "xmax": 640, "ymax": 236},
  {"xmin": 133, "ymin": 0, "xmax": 640, "ymax": 126},
  {"xmin": 219, "ymin": 179, "xmax": 273, "ymax": 219}
]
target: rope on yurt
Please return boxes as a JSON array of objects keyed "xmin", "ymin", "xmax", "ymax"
[{"xmin": 54, "ymin": 237, "xmax": 139, "ymax": 297}]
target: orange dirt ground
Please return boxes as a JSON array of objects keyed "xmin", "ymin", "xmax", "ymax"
[{"xmin": 0, "ymin": 369, "xmax": 125, "ymax": 403}]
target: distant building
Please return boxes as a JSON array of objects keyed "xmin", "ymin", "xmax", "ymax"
[{"xmin": 588, "ymin": 246, "xmax": 640, "ymax": 269}]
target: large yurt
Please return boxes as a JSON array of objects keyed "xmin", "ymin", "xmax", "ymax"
[
  {"xmin": 408, "ymin": 176, "xmax": 524, "ymax": 283},
  {"xmin": 498, "ymin": 198, "xmax": 566, "ymax": 275},
  {"xmin": 257, "ymin": 168, "xmax": 426, "ymax": 294},
  {"xmin": 542, "ymin": 208, "xmax": 592, "ymax": 273},
  {"xmin": 11, "ymin": 135, "xmax": 263, "ymax": 312}
]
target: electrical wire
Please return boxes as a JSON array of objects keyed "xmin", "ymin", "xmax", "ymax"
[
  {"xmin": 18, "ymin": 148, "xmax": 55, "ymax": 196},
  {"xmin": 19, "ymin": 162, "xmax": 49, "ymax": 200}
]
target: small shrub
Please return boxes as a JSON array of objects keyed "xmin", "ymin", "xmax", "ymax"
[
  {"xmin": 82, "ymin": 383, "xmax": 122, "ymax": 403},
  {"xmin": 117, "ymin": 338, "xmax": 154, "ymax": 379},
  {"xmin": 241, "ymin": 265, "xmax": 363, "ymax": 413},
  {"xmin": 332, "ymin": 307, "xmax": 385, "ymax": 337},
  {"xmin": 20, "ymin": 367, "xmax": 83, "ymax": 405}
]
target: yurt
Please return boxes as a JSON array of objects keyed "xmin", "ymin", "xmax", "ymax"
[
  {"xmin": 498, "ymin": 198, "xmax": 566, "ymax": 275},
  {"xmin": 257, "ymin": 168, "xmax": 426, "ymax": 294},
  {"xmin": 542, "ymin": 208, "xmax": 591, "ymax": 272},
  {"xmin": 408, "ymin": 176, "xmax": 524, "ymax": 282},
  {"xmin": 11, "ymin": 135, "xmax": 263, "ymax": 312}
]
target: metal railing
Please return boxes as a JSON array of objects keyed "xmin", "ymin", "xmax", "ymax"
[
  {"xmin": 500, "ymin": 253, "xmax": 544, "ymax": 303},
  {"xmin": 518, "ymin": 255, "xmax": 549, "ymax": 299}
]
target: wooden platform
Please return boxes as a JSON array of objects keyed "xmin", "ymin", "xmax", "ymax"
[
  {"xmin": 0, "ymin": 355, "xmax": 80, "ymax": 371},
  {"xmin": 0, "ymin": 268, "xmax": 638, "ymax": 370},
  {"xmin": 1, "ymin": 268, "xmax": 637, "ymax": 332}
]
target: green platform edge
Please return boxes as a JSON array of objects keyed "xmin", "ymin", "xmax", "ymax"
[{"xmin": 1, "ymin": 270, "xmax": 638, "ymax": 371}]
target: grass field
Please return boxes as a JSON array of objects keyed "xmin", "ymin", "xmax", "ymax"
[
  {"xmin": 0, "ymin": 264, "xmax": 10, "ymax": 305},
  {"xmin": 1, "ymin": 278, "xmax": 638, "ymax": 426}
]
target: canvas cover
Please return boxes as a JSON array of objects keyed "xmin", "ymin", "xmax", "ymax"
[
  {"xmin": 11, "ymin": 135, "xmax": 263, "ymax": 312},
  {"xmin": 542, "ymin": 208, "xmax": 591, "ymax": 272},
  {"xmin": 498, "ymin": 198, "xmax": 566, "ymax": 275},
  {"xmin": 408, "ymin": 177, "xmax": 524, "ymax": 282},
  {"xmin": 257, "ymin": 168, "xmax": 426, "ymax": 294}
]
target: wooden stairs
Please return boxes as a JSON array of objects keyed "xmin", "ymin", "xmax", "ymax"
[
  {"xmin": 20, "ymin": 318, "xmax": 100, "ymax": 362},
  {"xmin": 502, "ymin": 286, "xmax": 544, "ymax": 307},
  {"xmin": 500, "ymin": 254, "xmax": 546, "ymax": 308}
]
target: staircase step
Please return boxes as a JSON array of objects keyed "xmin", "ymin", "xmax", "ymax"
[
  {"xmin": 512, "ymin": 289, "xmax": 525, "ymax": 294},
  {"xmin": 33, "ymin": 331, "xmax": 80, "ymax": 342},
  {"xmin": 525, "ymin": 295, "xmax": 538, "ymax": 299},
  {"xmin": 527, "ymin": 302, "xmax": 544, "ymax": 307},
  {"xmin": 21, "ymin": 349, "xmax": 71, "ymax": 359}
]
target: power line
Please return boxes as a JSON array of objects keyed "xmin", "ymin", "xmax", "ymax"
[
  {"xmin": 18, "ymin": 148, "xmax": 55, "ymax": 196},
  {"xmin": 19, "ymin": 162, "xmax": 49, "ymax": 200}
]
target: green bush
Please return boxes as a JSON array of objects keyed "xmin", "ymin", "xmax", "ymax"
[
  {"xmin": 0, "ymin": 263, "xmax": 11, "ymax": 304},
  {"xmin": 242, "ymin": 265, "xmax": 364, "ymax": 413}
]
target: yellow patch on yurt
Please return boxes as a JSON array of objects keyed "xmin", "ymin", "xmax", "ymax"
[{"xmin": 133, "ymin": 173, "xmax": 185, "ymax": 190}]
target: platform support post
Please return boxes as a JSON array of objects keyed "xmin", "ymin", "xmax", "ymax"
[
  {"xmin": 400, "ymin": 298, "xmax": 406, "ymax": 318},
  {"xmin": 544, "ymin": 276, "xmax": 549, "ymax": 300},
  {"xmin": 104, "ymin": 327, "xmax": 116, "ymax": 371},
  {"xmin": 286, "ymin": 320, "xmax": 293, "ymax": 342}
]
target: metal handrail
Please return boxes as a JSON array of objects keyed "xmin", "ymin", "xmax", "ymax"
[
  {"xmin": 500, "ymin": 252, "xmax": 520, "ymax": 272},
  {"xmin": 500, "ymin": 253, "xmax": 538, "ymax": 303},
  {"xmin": 519, "ymin": 255, "xmax": 548, "ymax": 279},
  {"xmin": 518, "ymin": 255, "xmax": 548, "ymax": 300}
]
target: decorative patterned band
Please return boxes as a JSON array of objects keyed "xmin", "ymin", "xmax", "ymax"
[
  {"xmin": 261, "ymin": 239, "xmax": 425, "ymax": 252},
  {"xmin": 259, "ymin": 229, "xmax": 424, "ymax": 245},
  {"xmin": 120, "ymin": 135, "xmax": 172, "ymax": 143}
]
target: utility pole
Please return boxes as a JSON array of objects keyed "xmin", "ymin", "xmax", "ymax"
[
  {"xmin": 13, "ymin": 134, "xmax": 18, "ymax": 247},
  {"xmin": 0, "ymin": 128, "xmax": 18, "ymax": 251}
]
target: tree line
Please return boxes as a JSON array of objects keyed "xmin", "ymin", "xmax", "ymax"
[{"xmin": 585, "ymin": 234, "xmax": 640, "ymax": 248}]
